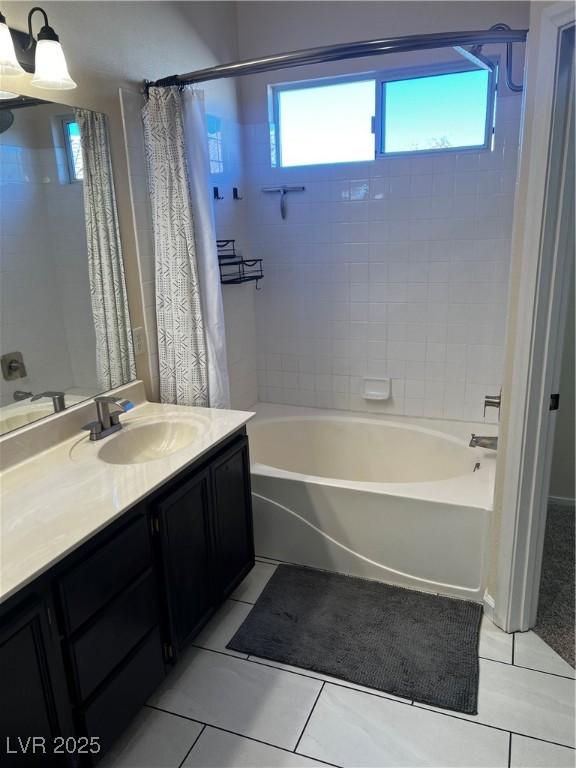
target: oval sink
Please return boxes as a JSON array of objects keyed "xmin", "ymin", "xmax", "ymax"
[{"xmin": 95, "ymin": 421, "xmax": 201, "ymax": 465}]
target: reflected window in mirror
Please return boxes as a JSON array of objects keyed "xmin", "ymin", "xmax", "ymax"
[
  {"xmin": 0, "ymin": 97, "xmax": 136, "ymax": 436},
  {"xmin": 62, "ymin": 117, "xmax": 83, "ymax": 182}
]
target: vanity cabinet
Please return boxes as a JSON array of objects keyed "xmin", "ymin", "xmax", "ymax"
[
  {"xmin": 0, "ymin": 427, "xmax": 254, "ymax": 765},
  {"xmin": 154, "ymin": 435, "xmax": 254, "ymax": 657},
  {"xmin": 0, "ymin": 597, "xmax": 75, "ymax": 766},
  {"xmin": 155, "ymin": 469, "xmax": 216, "ymax": 654}
]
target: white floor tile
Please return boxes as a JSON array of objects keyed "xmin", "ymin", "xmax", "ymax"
[
  {"xmin": 183, "ymin": 727, "xmax": 330, "ymax": 767},
  {"xmin": 231, "ymin": 561, "xmax": 277, "ymax": 603},
  {"xmin": 510, "ymin": 734, "xmax": 576, "ymax": 767},
  {"xmin": 514, "ymin": 632, "xmax": 575, "ymax": 678},
  {"xmin": 100, "ymin": 708, "xmax": 202, "ymax": 768},
  {"xmin": 248, "ymin": 655, "xmax": 411, "ymax": 702},
  {"xmin": 149, "ymin": 648, "xmax": 322, "ymax": 750},
  {"xmin": 194, "ymin": 600, "xmax": 252, "ymax": 658},
  {"xmin": 298, "ymin": 683, "xmax": 509, "ymax": 767},
  {"xmin": 479, "ymin": 616, "xmax": 513, "ymax": 664},
  {"xmin": 418, "ymin": 659, "xmax": 575, "ymax": 748}
]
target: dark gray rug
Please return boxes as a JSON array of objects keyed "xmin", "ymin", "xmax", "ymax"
[
  {"xmin": 227, "ymin": 564, "xmax": 482, "ymax": 714},
  {"xmin": 535, "ymin": 503, "xmax": 575, "ymax": 668}
]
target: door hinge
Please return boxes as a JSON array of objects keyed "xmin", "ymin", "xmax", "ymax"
[
  {"xmin": 550, "ymin": 393, "xmax": 560, "ymax": 411},
  {"xmin": 163, "ymin": 642, "xmax": 174, "ymax": 662},
  {"xmin": 150, "ymin": 516, "xmax": 161, "ymax": 536}
]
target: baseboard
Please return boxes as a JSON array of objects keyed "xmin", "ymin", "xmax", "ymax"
[{"xmin": 549, "ymin": 495, "xmax": 575, "ymax": 509}]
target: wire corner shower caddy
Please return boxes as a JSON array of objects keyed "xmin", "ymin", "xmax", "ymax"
[{"xmin": 217, "ymin": 240, "xmax": 263, "ymax": 288}]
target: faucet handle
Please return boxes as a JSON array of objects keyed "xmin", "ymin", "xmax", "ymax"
[{"xmin": 82, "ymin": 420, "xmax": 103, "ymax": 441}]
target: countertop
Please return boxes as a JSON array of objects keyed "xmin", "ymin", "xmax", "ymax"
[{"xmin": 0, "ymin": 401, "xmax": 254, "ymax": 605}]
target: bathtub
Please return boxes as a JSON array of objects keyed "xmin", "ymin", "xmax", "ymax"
[{"xmin": 248, "ymin": 404, "xmax": 497, "ymax": 601}]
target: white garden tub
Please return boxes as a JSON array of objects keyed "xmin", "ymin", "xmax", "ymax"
[{"xmin": 248, "ymin": 404, "xmax": 497, "ymax": 601}]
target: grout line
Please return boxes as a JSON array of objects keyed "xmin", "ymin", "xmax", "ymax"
[
  {"xmin": 246, "ymin": 655, "xmax": 413, "ymax": 707},
  {"xmin": 294, "ymin": 681, "xmax": 325, "ymax": 754},
  {"xmin": 482, "ymin": 653, "xmax": 575, "ymax": 681},
  {"xmin": 507, "ymin": 732, "xmax": 512, "ymax": 768},
  {"xmin": 411, "ymin": 703, "xmax": 576, "ymax": 750},
  {"xmin": 145, "ymin": 704, "xmax": 341, "ymax": 767},
  {"xmin": 177, "ymin": 724, "xmax": 205, "ymax": 768},
  {"xmin": 479, "ymin": 654, "xmax": 512, "ymax": 666},
  {"xmin": 191, "ymin": 644, "xmax": 249, "ymax": 660},
  {"xmin": 228, "ymin": 596, "xmax": 256, "ymax": 605}
]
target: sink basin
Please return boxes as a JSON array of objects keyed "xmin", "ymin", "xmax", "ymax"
[{"xmin": 71, "ymin": 420, "xmax": 203, "ymax": 465}]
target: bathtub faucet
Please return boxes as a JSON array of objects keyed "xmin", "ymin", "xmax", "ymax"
[{"xmin": 469, "ymin": 434, "xmax": 498, "ymax": 450}]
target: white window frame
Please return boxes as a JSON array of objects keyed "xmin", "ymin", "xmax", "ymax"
[
  {"xmin": 376, "ymin": 60, "xmax": 498, "ymax": 158},
  {"xmin": 269, "ymin": 59, "xmax": 498, "ymax": 168}
]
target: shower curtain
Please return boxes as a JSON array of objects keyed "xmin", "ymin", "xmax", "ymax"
[
  {"xmin": 142, "ymin": 87, "xmax": 230, "ymax": 408},
  {"xmin": 75, "ymin": 109, "xmax": 136, "ymax": 391}
]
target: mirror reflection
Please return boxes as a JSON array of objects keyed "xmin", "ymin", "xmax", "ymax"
[{"xmin": 0, "ymin": 97, "xmax": 135, "ymax": 436}]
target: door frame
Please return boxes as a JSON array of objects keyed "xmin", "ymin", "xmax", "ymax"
[{"xmin": 494, "ymin": 2, "xmax": 575, "ymax": 633}]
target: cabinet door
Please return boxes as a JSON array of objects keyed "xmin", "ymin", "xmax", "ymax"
[
  {"xmin": 211, "ymin": 438, "xmax": 255, "ymax": 598},
  {"xmin": 155, "ymin": 469, "xmax": 215, "ymax": 653},
  {"xmin": 0, "ymin": 599, "xmax": 74, "ymax": 766}
]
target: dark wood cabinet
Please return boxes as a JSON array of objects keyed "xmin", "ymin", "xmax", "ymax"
[
  {"xmin": 0, "ymin": 427, "xmax": 254, "ymax": 766},
  {"xmin": 154, "ymin": 435, "xmax": 255, "ymax": 656},
  {"xmin": 155, "ymin": 469, "xmax": 216, "ymax": 653},
  {"xmin": 212, "ymin": 438, "xmax": 254, "ymax": 598},
  {"xmin": 0, "ymin": 598, "xmax": 74, "ymax": 766}
]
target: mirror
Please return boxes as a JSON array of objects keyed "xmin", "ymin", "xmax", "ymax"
[{"xmin": 0, "ymin": 97, "xmax": 136, "ymax": 436}]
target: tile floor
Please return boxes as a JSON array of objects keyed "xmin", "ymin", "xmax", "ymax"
[{"xmin": 103, "ymin": 559, "xmax": 576, "ymax": 768}]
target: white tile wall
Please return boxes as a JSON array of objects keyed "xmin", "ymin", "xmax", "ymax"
[{"xmin": 243, "ymin": 93, "xmax": 521, "ymax": 422}]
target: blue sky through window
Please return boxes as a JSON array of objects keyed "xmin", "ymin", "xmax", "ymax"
[{"xmin": 383, "ymin": 70, "xmax": 490, "ymax": 153}]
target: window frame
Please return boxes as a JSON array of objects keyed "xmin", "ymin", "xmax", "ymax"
[
  {"xmin": 61, "ymin": 116, "xmax": 83, "ymax": 183},
  {"xmin": 269, "ymin": 59, "xmax": 498, "ymax": 168},
  {"xmin": 375, "ymin": 60, "xmax": 498, "ymax": 158}
]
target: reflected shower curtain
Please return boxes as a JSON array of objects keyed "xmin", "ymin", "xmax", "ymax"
[
  {"xmin": 75, "ymin": 109, "xmax": 136, "ymax": 391},
  {"xmin": 142, "ymin": 86, "xmax": 230, "ymax": 407}
]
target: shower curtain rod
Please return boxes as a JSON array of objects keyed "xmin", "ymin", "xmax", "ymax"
[{"xmin": 146, "ymin": 26, "xmax": 527, "ymax": 91}]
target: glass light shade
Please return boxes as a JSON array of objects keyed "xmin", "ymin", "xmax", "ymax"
[
  {"xmin": 0, "ymin": 88, "xmax": 17, "ymax": 99},
  {"xmin": 0, "ymin": 21, "xmax": 25, "ymax": 77},
  {"xmin": 31, "ymin": 38, "xmax": 76, "ymax": 90}
]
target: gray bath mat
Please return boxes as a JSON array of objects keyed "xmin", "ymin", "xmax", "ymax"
[{"xmin": 227, "ymin": 564, "xmax": 482, "ymax": 714}]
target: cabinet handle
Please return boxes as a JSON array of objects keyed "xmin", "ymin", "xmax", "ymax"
[
  {"xmin": 46, "ymin": 606, "xmax": 53, "ymax": 627},
  {"xmin": 150, "ymin": 517, "xmax": 161, "ymax": 536},
  {"xmin": 163, "ymin": 642, "xmax": 174, "ymax": 661}
]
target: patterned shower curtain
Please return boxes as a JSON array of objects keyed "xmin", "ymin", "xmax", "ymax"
[
  {"xmin": 75, "ymin": 109, "xmax": 136, "ymax": 391},
  {"xmin": 142, "ymin": 86, "xmax": 229, "ymax": 407}
]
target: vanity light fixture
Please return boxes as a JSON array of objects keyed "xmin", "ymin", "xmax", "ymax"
[
  {"xmin": 0, "ymin": 10, "xmax": 25, "ymax": 76},
  {"xmin": 0, "ymin": 6, "xmax": 76, "ymax": 90}
]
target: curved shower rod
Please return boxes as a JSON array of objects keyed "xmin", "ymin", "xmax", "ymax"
[{"xmin": 145, "ymin": 24, "xmax": 527, "ymax": 93}]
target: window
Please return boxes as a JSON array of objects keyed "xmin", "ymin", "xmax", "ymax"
[
  {"xmin": 62, "ymin": 117, "xmax": 83, "ymax": 181},
  {"xmin": 380, "ymin": 69, "xmax": 493, "ymax": 154},
  {"xmin": 272, "ymin": 78, "xmax": 376, "ymax": 167},
  {"xmin": 270, "ymin": 65, "xmax": 495, "ymax": 167}
]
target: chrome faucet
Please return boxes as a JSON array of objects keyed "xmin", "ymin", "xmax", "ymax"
[
  {"xmin": 82, "ymin": 396, "xmax": 134, "ymax": 441},
  {"xmin": 31, "ymin": 391, "xmax": 66, "ymax": 413},
  {"xmin": 469, "ymin": 434, "xmax": 498, "ymax": 450}
]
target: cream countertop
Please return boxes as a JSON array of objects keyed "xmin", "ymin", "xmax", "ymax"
[{"xmin": 0, "ymin": 401, "xmax": 254, "ymax": 605}]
